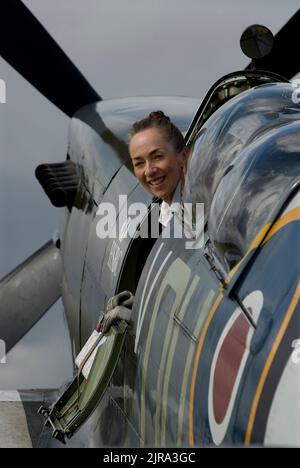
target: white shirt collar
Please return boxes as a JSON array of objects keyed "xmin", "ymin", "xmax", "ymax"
[{"xmin": 159, "ymin": 184, "xmax": 182, "ymax": 227}]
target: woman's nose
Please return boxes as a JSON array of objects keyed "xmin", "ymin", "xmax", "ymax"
[{"xmin": 145, "ymin": 162, "xmax": 157, "ymax": 177}]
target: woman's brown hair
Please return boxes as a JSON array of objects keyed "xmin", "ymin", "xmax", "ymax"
[{"xmin": 128, "ymin": 110, "xmax": 185, "ymax": 152}]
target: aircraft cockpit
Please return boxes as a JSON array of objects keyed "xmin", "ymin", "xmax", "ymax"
[
  {"xmin": 185, "ymin": 70, "xmax": 288, "ymax": 145},
  {"xmin": 184, "ymin": 81, "xmax": 300, "ymax": 274},
  {"xmin": 185, "ymin": 23, "xmax": 289, "ymax": 144}
]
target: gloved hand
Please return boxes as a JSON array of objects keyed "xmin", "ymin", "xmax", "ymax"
[
  {"xmin": 101, "ymin": 305, "xmax": 132, "ymax": 334},
  {"xmin": 100, "ymin": 291, "xmax": 134, "ymax": 334},
  {"xmin": 106, "ymin": 290, "xmax": 134, "ymax": 311}
]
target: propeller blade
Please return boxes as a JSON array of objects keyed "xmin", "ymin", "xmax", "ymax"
[
  {"xmin": 0, "ymin": 240, "xmax": 62, "ymax": 353},
  {"xmin": 0, "ymin": 0, "xmax": 101, "ymax": 116},
  {"xmin": 246, "ymin": 9, "xmax": 300, "ymax": 79}
]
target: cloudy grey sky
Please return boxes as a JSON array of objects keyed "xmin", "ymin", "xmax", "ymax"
[{"xmin": 0, "ymin": 0, "xmax": 299, "ymax": 388}]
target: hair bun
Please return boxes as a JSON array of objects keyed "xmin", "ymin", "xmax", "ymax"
[
  {"xmin": 129, "ymin": 109, "xmax": 185, "ymax": 152},
  {"xmin": 148, "ymin": 110, "xmax": 170, "ymax": 122}
]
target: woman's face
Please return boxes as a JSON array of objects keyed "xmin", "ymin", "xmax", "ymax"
[{"xmin": 129, "ymin": 128, "xmax": 185, "ymax": 204}]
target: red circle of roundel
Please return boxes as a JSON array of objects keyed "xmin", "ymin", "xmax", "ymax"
[{"xmin": 213, "ymin": 313, "xmax": 250, "ymax": 424}]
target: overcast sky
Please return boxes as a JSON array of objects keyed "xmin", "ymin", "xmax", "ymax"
[{"xmin": 0, "ymin": 0, "xmax": 299, "ymax": 388}]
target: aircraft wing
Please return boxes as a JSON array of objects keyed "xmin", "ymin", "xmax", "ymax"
[{"xmin": 0, "ymin": 240, "xmax": 62, "ymax": 353}]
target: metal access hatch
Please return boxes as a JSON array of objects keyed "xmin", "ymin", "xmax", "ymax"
[{"xmin": 38, "ymin": 321, "xmax": 127, "ymax": 444}]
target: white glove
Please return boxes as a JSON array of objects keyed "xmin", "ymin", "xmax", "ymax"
[
  {"xmin": 101, "ymin": 305, "xmax": 132, "ymax": 334},
  {"xmin": 100, "ymin": 290, "xmax": 134, "ymax": 334},
  {"xmin": 106, "ymin": 290, "xmax": 134, "ymax": 311}
]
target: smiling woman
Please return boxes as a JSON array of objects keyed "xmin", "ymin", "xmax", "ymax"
[{"xmin": 128, "ymin": 111, "xmax": 188, "ymax": 206}]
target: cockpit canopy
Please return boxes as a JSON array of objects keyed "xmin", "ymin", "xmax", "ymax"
[{"xmin": 184, "ymin": 82, "xmax": 300, "ymax": 271}]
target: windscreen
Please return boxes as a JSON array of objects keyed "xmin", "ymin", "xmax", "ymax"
[{"xmin": 184, "ymin": 83, "xmax": 300, "ymax": 217}]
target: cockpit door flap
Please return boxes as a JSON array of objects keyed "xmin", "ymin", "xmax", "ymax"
[{"xmin": 39, "ymin": 320, "xmax": 127, "ymax": 444}]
